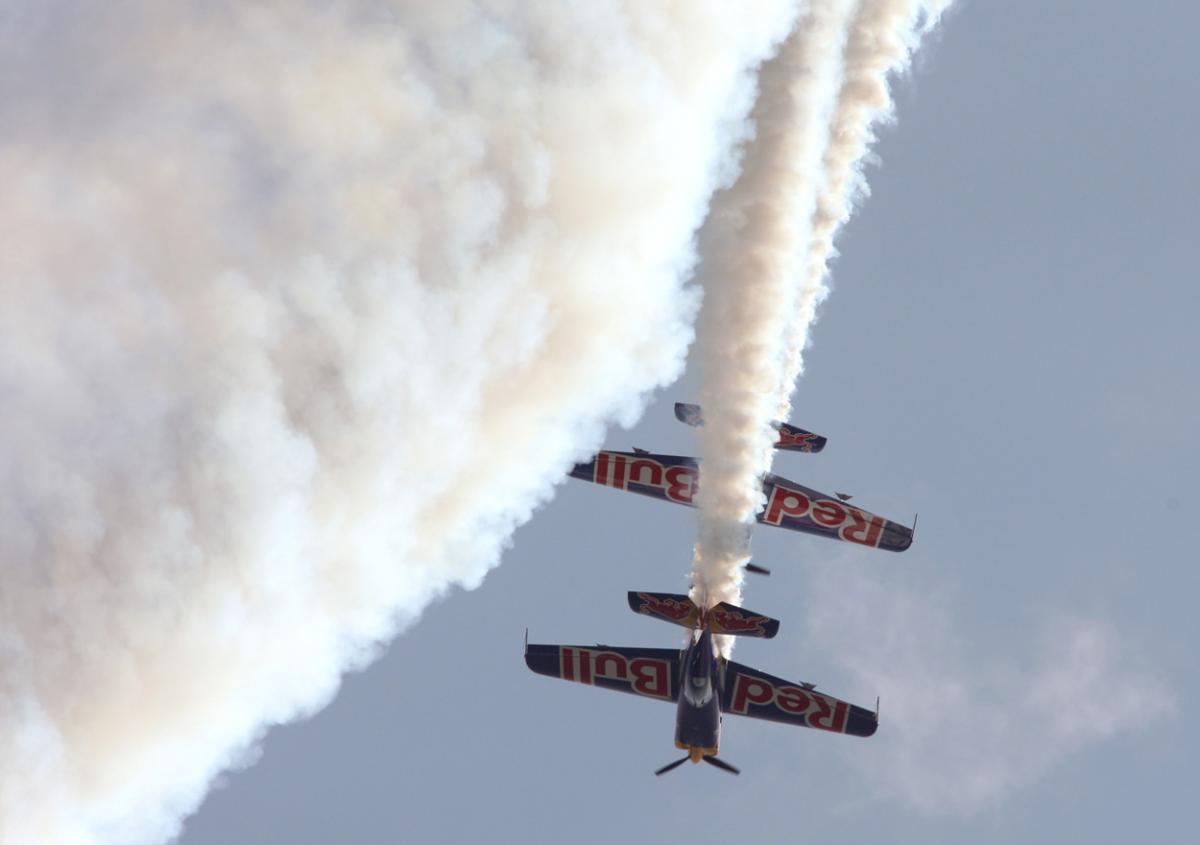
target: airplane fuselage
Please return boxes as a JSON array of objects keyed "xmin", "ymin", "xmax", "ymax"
[{"xmin": 674, "ymin": 627, "xmax": 721, "ymax": 762}]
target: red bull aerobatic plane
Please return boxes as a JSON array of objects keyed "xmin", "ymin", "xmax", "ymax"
[
  {"xmin": 526, "ymin": 591, "xmax": 878, "ymax": 775},
  {"xmin": 568, "ymin": 402, "xmax": 915, "ymax": 557}
]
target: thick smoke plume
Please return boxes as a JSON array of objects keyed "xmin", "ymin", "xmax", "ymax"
[
  {"xmin": 0, "ymin": 3, "xmax": 800, "ymax": 842},
  {"xmin": 690, "ymin": 0, "xmax": 953, "ymax": 619}
]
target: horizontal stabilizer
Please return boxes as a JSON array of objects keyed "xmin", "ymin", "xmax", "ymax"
[
  {"xmin": 628, "ymin": 592, "xmax": 779, "ymax": 638},
  {"xmin": 673, "ymin": 402, "xmax": 827, "ymax": 453},
  {"xmin": 627, "ymin": 592, "xmax": 701, "ymax": 629},
  {"xmin": 706, "ymin": 602, "xmax": 779, "ymax": 639}
]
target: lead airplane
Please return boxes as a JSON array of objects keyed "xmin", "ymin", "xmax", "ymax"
[
  {"xmin": 568, "ymin": 402, "xmax": 915, "ymax": 555},
  {"xmin": 526, "ymin": 591, "xmax": 878, "ymax": 775}
]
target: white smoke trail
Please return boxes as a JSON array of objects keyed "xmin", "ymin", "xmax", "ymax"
[
  {"xmin": 690, "ymin": 0, "xmax": 954, "ymax": 621},
  {"xmin": 774, "ymin": 0, "xmax": 954, "ymax": 416},
  {"xmin": 691, "ymin": 0, "xmax": 859, "ymax": 615},
  {"xmin": 0, "ymin": 3, "xmax": 799, "ymax": 842}
]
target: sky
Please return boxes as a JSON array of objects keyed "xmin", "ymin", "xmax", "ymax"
[
  {"xmin": 2, "ymin": 1, "xmax": 1196, "ymax": 843},
  {"xmin": 176, "ymin": 1, "xmax": 1197, "ymax": 842}
]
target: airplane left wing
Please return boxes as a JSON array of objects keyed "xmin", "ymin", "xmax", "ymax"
[
  {"xmin": 720, "ymin": 661, "xmax": 878, "ymax": 737},
  {"xmin": 525, "ymin": 643, "xmax": 680, "ymax": 703}
]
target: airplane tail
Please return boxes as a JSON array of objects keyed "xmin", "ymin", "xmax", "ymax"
[
  {"xmin": 627, "ymin": 592, "xmax": 779, "ymax": 639},
  {"xmin": 674, "ymin": 402, "xmax": 827, "ymax": 453}
]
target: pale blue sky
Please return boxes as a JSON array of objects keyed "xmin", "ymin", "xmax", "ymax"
[{"xmin": 179, "ymin": 2, "xmax": 1197, "ymax": 841}]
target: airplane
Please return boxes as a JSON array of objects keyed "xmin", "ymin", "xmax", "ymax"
[
  {"xmin": 674, "ymin": 402, "xmax": 828, "ymax": 454},
  {"xmin": 525, "ymin": 591, "xmax": 879, "ymax": 775},
  {"xmin": 569, "ymin": 403, "xmax": 915, "ymax": 554},
  {"xmin": 568, "ymin": 451, "xmax": 913, "ymax": 552}
]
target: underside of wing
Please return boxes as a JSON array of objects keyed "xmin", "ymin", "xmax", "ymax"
[
  {"xmin": 760, "ymin": 473, "xmax": 914, "ymax": 552},
  {"xmin": 568, "ymin": 451, "xmax": 700, "ymax": 507},
  {"xmin": 525, "ymin": 643, "xmax": 680, "ymax": 703},
  {"xmin": 568, "ymin": 451, "xmax": 912, "ymax": 552},
  {"xmin": 720, "ymin": 661, "xmax": 877, "ymax": 737}
]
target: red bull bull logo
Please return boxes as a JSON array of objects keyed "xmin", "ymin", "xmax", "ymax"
[
  {"xmin": 708, "ymin": 607, "xmax": 771, "ymax": 636},
  {"xmin": 635, "ymin": 593, "xmax": 698, "ymax": 624},
  {"xmin": 775, "ymin": 428, "xmax": 819, "ymax": 451}
]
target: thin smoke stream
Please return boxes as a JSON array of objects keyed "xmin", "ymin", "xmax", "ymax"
[{"xmin": 689, "ymin": 0, "xmax": 954, "ymax": 639}]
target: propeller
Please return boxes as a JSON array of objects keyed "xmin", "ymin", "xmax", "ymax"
[
  {"xmin": 703, "ymin": 756, "xmax": 740, "ymax": 775},
  {"xmin": 654, "ymin": 754, "xmax": 741, "ymax": 776},
  {"xmin": 654, "ymin": 756, "xmax": 690, "ymax": 776}
]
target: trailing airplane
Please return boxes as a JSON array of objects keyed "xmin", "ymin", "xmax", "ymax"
[
  {"xmin": 569, "ymin": 402, "xmax": 913, "ymax": 555},
  {"xmin": 569, "ymin": 454, "xmax": 913, "ymax": 552},
  {"xmin": 526, "ymin": 591, "xmax": 878, "ymax": 775}
]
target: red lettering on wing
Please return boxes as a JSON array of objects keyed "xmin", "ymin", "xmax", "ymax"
[
  {"xmin": 612, "ymin": 454, "xmax": 627, "ymax": 490},
  {"xmin": 807, "ymin": 695, "xmax": 849, "ymax": 732},
  {"xmin": 763, "ymin": 484, "xmax": 811, "ymax": 525},
  {"xmin": 811, "ymin": 499, "xmax": 847, "ymax": 528},
  {"xmin": 591, "ymin": 652, "xmax": 626, "ymax": 681},
  {"xmin": 561, "ymin": 647, "xmax": 576, "ymax": 682},
  {"xmin": 664, "ymin": 466, "xmax": 698, "ymax": 505},
  {"xmin": 594, "ymin": 454, "xmax": 610, "ymax": 486},
  {"xmin": 775, "ymin": 686, "xmax": 811, "ymax": 715},
  {"xmin": 729, "ymin": 673, "xmax": 775, "ymax": 714},
  {"xmin": 627, "ymin": 459, "xmax": 664, "ymax": 487},
  {"xmin": 840, "ymin": 509, "xmax": 885, "ymax": 547},
  {"xmin": 630, "ymin": 658, "xmax": 671, "ymax": 699}
]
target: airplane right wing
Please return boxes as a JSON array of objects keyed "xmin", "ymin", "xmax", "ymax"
[
  {"xmin": 525, "ymin": 643, "xmax": 680, "ymax": 703},
  {"xmin": 720, "ymin": 660, "xmax": 878, "ymax": 737},
  {"xmin": 761, "ymin": 471, "xmax": 914, "ymax": 552}
]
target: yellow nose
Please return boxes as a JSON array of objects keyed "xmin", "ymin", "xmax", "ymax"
[{"xmin": 689, "ymin": 747, "xmax": 704, "ymax": 764}]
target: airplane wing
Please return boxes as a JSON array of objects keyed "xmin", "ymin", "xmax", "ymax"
[
  {"xmin": 761, "ymin": 471, "xmax": 914, "ymax": 552},
  {"xmin": 720, "ymin": 661, "xmax": 878, "ymax": 737},
  {"xmin": 568, "ymin": 451, "xmax": 913, "ymax": 552},
  {"xmin": 525, "ymin": 643, "xmax": 680, "ymax": 703},
  {"xmin": 674, "ymin": 402, "xmax": 827, "ymax": 453}
]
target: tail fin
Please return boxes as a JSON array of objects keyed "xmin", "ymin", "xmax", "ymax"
[
  {"xmin": 674, "ymin": 402, "xmax": 705, "ymax": 427},
  {"xmin": 627, "ymin": 592, "xmax": 779, "ymax": 639}
]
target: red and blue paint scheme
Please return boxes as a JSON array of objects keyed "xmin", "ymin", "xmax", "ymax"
[
  {"xmin": 525, "ymin": 593, "xmax": 877, "ymax": 775},
  {"xmin": 674, "ymin": 402, "xmax": 828, "ymax": 454},
  {"xmin": 568, "ymin": 450, "xmax": 913, "ymax": 552},
  {"xmin": 629, "ymin": 591, "xmax": 780, "ymax": 639}
]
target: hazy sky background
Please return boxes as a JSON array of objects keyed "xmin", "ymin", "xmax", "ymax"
[{"xmin": 175, "ymin": 1, "xmax": 1198, "ymax": 842}]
